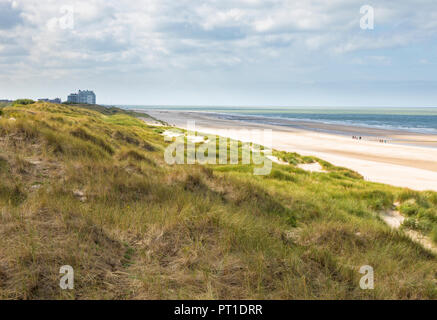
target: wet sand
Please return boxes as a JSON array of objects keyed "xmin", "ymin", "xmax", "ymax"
[{"xmin": 145, "ymin": 110, "xmax": 437, "ymax": 191}]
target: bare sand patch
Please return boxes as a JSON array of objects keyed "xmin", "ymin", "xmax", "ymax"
[
  {"xmin": 162, "ymin": 130, "xmax": 183, "ymax": 138},
  {"xmin": 266, "ymin": 155, "xmax": 289, "ymax": 165},
  {"xmin": 187, "ymin": 135, "xmax": 205, "ymax": 143},
  {"xmin": 380, "ymin": 209, "xmax": 405, "ymax": 229},
  {"xmin": 405, "ymin": 230, "xmax": 437, "ymax": 254},
  {"xmin": 297, "ymin": 162, "xmax": 326, "ymax": 173},
  {"xmin": 140, "ymin": 117, "xmax": 164, "ymax": 126},
  {"xmin": 380, "ymin": 203, "xmax": 437, "ymax": 254}
]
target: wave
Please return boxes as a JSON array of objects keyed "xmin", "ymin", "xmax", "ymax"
[{"xmin": 214, "ymin": 112, "xmax": 437, "ymax": 135}]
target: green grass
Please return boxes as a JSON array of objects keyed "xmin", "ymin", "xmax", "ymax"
[{"xmin": 0, "ymin": 102, "xmax": 435, "ymax": 299}]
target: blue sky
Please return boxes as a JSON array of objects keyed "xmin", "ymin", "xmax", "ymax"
[{"xmin": 0, "ymin": 0, "xmax": 436, "ymax": 107}]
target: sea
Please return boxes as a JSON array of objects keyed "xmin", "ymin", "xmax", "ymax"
[{"xmin": 118, "ymin": 106, "xmax": 437, "ymax": 135}]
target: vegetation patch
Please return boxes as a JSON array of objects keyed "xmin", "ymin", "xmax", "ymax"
[
  {"xmin": 12, "ymin": 99, "xmax": 35, "ymax": 106},
  {"xmin": 0, "ymin": 101, "xmax": 435, "ymax": 299},
  {"xmin": 71, "ymin": 127, "xmax": 114, "ymax": 155}
]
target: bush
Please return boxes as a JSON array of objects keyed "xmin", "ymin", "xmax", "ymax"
[{"xmin": 13, "ymin": 99, "xmax": 35, "ymax": 106}]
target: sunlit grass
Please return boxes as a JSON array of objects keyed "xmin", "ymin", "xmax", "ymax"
[{"xmin": 0, "ymin": 102, "xmax": 435, "ymax": 299}]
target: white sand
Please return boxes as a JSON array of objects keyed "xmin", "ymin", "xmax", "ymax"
[
  {"xmin": 149, "ymin": 110, "xmax": 437, "ymax": 191},
  {"xmin": 297, "ymin": 162, "xmax": 326, "ymax": 173},
  {"xmin": 266, "ymin": 155, "xmax": 289, "ymax": 165},
  {"xmin": 140, "ymin": 117, "xmax": 164, "ymax": 126},
  {"xmin": 187, "ymin": 135, "xmax": 205, "ymax": 143},
  {"xmin": 162, "ymin": 130, "xmax": 183, "ymax": 138},
  {"xmin": 405, "ymin": 230, "xmax": 437, "ymax": 254},
  {"xmin": 380, "ymin": 209, "xmax": 405, "ymax": 229},
  {"xmin": 380, "ymin": 204, "xmax": 437, "ymax": 254}
]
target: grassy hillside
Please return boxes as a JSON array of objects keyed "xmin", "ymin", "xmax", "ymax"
[
  {"xmin": 0, "ymin": 102, "xmax": 11, "ymax": 109},
  {"xmin": 0, "ymin": 102, "xmax": 436, "ymax": 299}
]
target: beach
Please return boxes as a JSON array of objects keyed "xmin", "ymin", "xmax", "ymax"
[{"xmin": 146, "ymin": 110, "xmax": 437, "ymax": 191}]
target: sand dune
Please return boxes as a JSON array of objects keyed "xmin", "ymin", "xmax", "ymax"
[{"xmin": 146, "ymin": 110, "xmax": 437, "ymax": 191}]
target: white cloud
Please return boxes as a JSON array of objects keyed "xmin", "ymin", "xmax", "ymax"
[{"xmin": 1, "ymin": 0, "xmax": 437, "ymax": 95}]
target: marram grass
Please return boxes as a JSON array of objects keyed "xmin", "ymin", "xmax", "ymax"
[{"xmin": 0, "ymin": 102, "xmax": 435, "ymax": 299}]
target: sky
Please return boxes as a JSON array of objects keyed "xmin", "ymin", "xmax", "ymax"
[{"xmin": 0, "ymin": 0, "xmax": 436, "ymax": 107}]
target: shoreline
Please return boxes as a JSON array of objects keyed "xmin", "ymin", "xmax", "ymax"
[
  {"xmin": 136, "ymin": 109, "xmax": 437, "ymax": 148},
  {"xmin": 145, "ymin": 109, "xmax": 437, "ymax": 192}
]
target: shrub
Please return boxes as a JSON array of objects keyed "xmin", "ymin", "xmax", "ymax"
[{"xmin": 13, "ymin": 99, "xmax": 35, "ymax": 106}]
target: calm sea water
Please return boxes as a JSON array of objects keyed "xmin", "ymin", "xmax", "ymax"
[{"xmin": 120, "ymin": 106, "xmax": 437, "ymax": 135}]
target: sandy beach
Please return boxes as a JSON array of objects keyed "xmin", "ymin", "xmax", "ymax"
[{"xmin": 146, "ymin": 110, "xmax": 437, "ymax": 192}]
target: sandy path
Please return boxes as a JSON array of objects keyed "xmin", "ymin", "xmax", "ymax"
[
  {"xmin": 380, "ymin": 204, "xmax": 437, "ymax": 254},
  {"xmin": 146, "ymin": 110, "xmax": 437, "ymax": 191}
]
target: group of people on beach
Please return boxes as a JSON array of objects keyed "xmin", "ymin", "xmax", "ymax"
[{"xmin": 352, "ymin": 136, "xmax": 388, "ymax": 143}]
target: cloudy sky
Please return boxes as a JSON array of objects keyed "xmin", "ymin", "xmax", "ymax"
[{"xmin": 1, "ymin": 0, "xmax": 436, "ymax": 107}]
